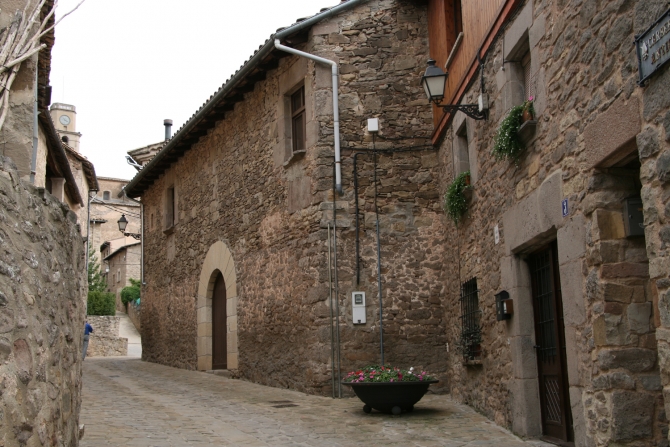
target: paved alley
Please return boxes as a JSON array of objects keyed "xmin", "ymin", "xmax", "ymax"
[{"xmin": 80, "ymin": 358, "xmax": 552, "ymax": 447}]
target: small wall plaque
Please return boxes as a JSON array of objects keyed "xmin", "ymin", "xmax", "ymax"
[
  {"xmin": 562, "ymin": 198, "xmax": 569, "ymax": 217},
  {"xmin": 635, "ymin": 8, "xmax": 670, "ymax": 85}
]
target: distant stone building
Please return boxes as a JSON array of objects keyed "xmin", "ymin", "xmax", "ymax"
[
  {"xmin": 89, "ymin": 176, "xmax": 140, "ymax": 251},
  {"xmin": 101, "ymin": 238, "xmax": 141, "ymax": 311}
]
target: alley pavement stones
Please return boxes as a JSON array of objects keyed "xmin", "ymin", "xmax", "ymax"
[{"xmin": 80, "ymin": 358, "xmax": 552, "ymax": 447}]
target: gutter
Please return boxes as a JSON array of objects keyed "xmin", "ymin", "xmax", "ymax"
[
  {"xmin": 274, "ymin": 39, "xmax": 342, "ymax": 194},
  {"xmin": 124, "ymin": 0, "xmax": 366, "ymax": 198}
]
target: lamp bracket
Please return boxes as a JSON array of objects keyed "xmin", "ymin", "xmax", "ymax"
[
  {"xmin": 123, "ymin": 232, "xmax": 141, "ymax": 240},
  {"xmin": 438, "ymin": 103, "xmax": 487, "ymax": 121}
]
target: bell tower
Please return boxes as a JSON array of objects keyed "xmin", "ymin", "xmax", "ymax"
[{"xmin": 50, "ymin": 103, "xmax": 82, "ymax": 151}]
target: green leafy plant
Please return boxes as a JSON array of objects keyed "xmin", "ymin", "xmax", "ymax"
[
  {"xmin": 87, "ymin": 291, "xmax": 115, "ymax": 316},
  {"xmin": 88, "ymin": 247, "xmax": 107, "ymax": 293},
  {"xmin": 456, "ymin": 331, "xmax": 482, "ymax": 360},
  {"xmin": 444, "ymin": 171, "xmax": 470, "ymax": 225},
  {"xmin": 492, "ymin": 104, "xmax": 525, "ymax": 161},
  {"xmin": 343, "ymin": 365, "xmax": 435, "ymax": 383},
  {"xmin": 121, "ymin": 278, "xmax": 141, "ymax": 307}
]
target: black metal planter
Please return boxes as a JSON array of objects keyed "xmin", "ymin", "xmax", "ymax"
[{"xmin": 342, "ymin": 380, "xmax": 438, "ymax": 415}]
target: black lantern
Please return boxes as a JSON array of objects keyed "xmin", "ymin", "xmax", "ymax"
[
  {"xmin": 495, "ymin": 290, "xmax": 513, "ymax": 321},
  {"xmin": 117, "ymin": 214, "xmax": 129, "ymax": 232},
  {"xmin": 420, "ymin": 59, "xmax": 487, "ymax": 120},
  {"xmin": 421, "ymin": 59, "xmax": 448, "ymax": 103}
]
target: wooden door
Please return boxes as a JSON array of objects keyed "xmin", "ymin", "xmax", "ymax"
[
  {"xmin": 212, "ymin": 272, "xmax": 227, "ymax": 370},
  {"xmin": 529, "ymin": 243, "xmax": 573, "ymax": 443}
]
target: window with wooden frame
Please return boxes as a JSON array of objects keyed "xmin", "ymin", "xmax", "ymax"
[
  {"xmin": 459, "ymin": 277, "xmax": 481, "ymax": 360},
  {"xmin": 165, "ymin": 186, "xmax": 175, "ymax": 229},
  {"xmin": 291, "ymin": 86, "xmax": 306, "ymax": 153},
  {"xmin": 522, "ymin": 51, "xmax": 532, "ymax": 101}
]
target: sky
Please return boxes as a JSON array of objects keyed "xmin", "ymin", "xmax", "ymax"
[{"xmin": 50, "ymin": 0, "xmax": 325, "ymax": 180}]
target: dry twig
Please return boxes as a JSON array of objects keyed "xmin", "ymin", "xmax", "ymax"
[{"xmin": 0, "ymin": 0, "xmax": 86, "ymax": 132}]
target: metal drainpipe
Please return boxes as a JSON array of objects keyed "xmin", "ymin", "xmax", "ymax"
[
  {"xmin": 30, "ymin": 64, "xmax": 39, "ymax": 184},
  {"xmin": 273, "ymin": 39, "xmax": 342, "ymax": 195},
  {"xmin": 122, "ymin": 189, "xmax": 144, "ymax": 285}
]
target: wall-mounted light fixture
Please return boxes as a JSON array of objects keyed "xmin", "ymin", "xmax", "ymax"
[
  {"xmin": 495, "ymin": 290, "xmax": 513, "ymax": 321},
  {"xmin": 117, "ymin": 214, "xmax": 141, "ymax": 240},
  {"xmin": 421, "ymin": 59, "xmax": 487, "ymax": 120}
]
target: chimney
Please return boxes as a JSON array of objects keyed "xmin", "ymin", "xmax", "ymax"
[{"xmin": 164, "ymin": 119, "xmax": 173, "ymax": 141}]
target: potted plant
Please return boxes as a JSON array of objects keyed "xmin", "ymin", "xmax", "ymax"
[
  {"xmin": 493, "ymin": 97, "xmax": 536, "ymax": 162},
  {"xmin": 342, "ymin": 365, "xmax": 438, "ymax": 415},
  {"xmin": 521, "ymin": 96, "xmax": 535, "ymax": 122},
  {"xmin": 444, "ymin": 170, "xmax": 471, "ymax": 225}
]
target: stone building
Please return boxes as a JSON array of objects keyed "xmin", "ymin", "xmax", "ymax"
[
  {"xmin": 422, "ymin": 0, "xmax": 670, "ymax": 446},
  {"xmin": 89, "ymin": 176, "xmax": 140, "ymax": 251},
  {"xmin": 123, "ymin": 0, "xmax": 670, "ymax": 445},
  {"xmin": 124, "ymin": 0, "xmax": 451, "ymax": 392},
  {"xmin": 101, "ymin": 238, "xmax": 141, "ymax": 311}
]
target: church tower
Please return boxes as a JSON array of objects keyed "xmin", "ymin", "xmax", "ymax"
[{"xmin": 50, "ymin": 103, "xmax": 82, "ymax": 151}]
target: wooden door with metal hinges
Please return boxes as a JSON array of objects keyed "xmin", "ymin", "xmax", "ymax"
[
  {"xmin": 529, "ymin": 242, "xmax": 574, "ymax": 444},
  {"xmin": 212, "ymin": 272, "xmax": 227, "ymax": 370}
]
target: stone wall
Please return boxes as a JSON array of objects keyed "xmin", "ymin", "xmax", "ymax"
[
  {"xmin": 434, "ymin": 1, "xmax": 669, "ymax": 446},
  {"xmin": 0, "ymin": 156, "xmax": 87, "ymax": 445},
  {"xmin": 127, "ymin": 300, "xmax": 141, "ymax": 331},
  {"xmin": 86, "ymin": 315, "xmax": 127, "ymax": 357},
  {"xmin": 140, "ymin": 0, "xmax": 450, "ymax": 395}
]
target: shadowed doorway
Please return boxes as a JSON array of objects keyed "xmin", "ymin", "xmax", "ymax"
[{"xmin": 212, "ymin": 272, "xmax": 227, "ymax": 370}]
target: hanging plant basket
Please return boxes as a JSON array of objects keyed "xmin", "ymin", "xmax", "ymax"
[
  {"xmin": 444, "ymin": 171, "xmax": 471, "ymax": 225},
  {"xmin": 493, "ymin": 98, "xmax": 536, "ymax": 162}
]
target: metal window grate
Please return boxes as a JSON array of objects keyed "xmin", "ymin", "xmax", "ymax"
[
  {"xmin": 459, "ymin": 277, "xmax": 481, "ymax": 359},
  {"xmin": 530, "ymin": 250, "xmax": 557, "ymax": 362}
]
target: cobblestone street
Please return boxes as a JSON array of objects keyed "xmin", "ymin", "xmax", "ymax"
[{"xmin": 80, "ymin": 358, "xmax": 551, "ymax": 447}]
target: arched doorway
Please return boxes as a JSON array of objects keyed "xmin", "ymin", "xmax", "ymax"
[
  {"xmin": 196, "ymin": 240, "xmax": 238, "ymax": 371},
  {"xmin": 212, "ymin": 272, "xmax": 227, "ymax": 370}
]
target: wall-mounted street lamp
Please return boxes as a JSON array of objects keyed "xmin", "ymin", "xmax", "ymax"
[
  {"xmin": 421, "ymin": 59, "xmax": 487, "ymax": 120},
  {"xmin": 117, "ymin": 214, "xmax": 141, "ymax": 240}
]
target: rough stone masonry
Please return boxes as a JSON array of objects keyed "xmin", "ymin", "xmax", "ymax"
[{"xmin": 0, "ymin": 156, "xmax": 87, "ymax": 446}]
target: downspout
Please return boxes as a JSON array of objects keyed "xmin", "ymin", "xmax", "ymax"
[
  {"xmin": 274, "ymin": 39, "xmax": 342, "ymax": 194},
  {"xmin": 122, "ymin": 189, "xmax": 144, "ymax": 285},
  {"xmin": 30, "ymin": 64, "xmax": 39, "ymax": 184}
]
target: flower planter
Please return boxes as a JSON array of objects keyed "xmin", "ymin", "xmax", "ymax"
[{"xmin": 342, "ymin": 380, "xmax": 438, "ymax": 415}]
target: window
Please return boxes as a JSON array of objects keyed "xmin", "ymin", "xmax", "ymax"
[
  {"xmin": 291, "ymin": 86, "xmax": 306, "ymax": 153},
  {"xmin": 454, "ymin": 121, "xmax": 470, "ymax": 176},
  {"xmin": 522, "ymin": 51, "xmax": 532, "ymax": 100},
  {"xmin": 452, "ymin": 0, "xmax": 463, "ymax": 39},
  {"xmin": 459, "ymin": 277, "xmax": 481, "ymax": 360},
  {"xmin": 165, "ymin": 186, "xmax": 175, "ymax": 229},
  {"xmin": 117, "ymin": 269, "xmax": 121, "ymax": 283},
  {"xmin": 103, "ymin": 191, "xmax": 110, "ymax": 201}
]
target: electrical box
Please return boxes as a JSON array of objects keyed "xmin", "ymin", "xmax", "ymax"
[
  {"xmin": 367, "ymin": 118, "xmax": 379, "ymax": 133},
  {"xmin": 624, "ymin": 197, "xmax": 645, "ymax": 238},
  {"xmin": 352, "ymin": 292, "xmax": 366, "ymax": 324}
]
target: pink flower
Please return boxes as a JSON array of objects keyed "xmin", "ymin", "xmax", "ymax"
[{"xmin": 528, "ymin": 96, "xmax": 534, "ymax": 101}]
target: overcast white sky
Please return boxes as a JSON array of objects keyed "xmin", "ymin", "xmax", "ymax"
[{"xmin": 50, "ymin": 0, "xmax": 324, "ymax": 180}]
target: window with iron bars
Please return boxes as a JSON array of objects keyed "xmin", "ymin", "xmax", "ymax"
[{"xmin": 459, "ymin": 277, "xmax": 482, "ymax": 360}]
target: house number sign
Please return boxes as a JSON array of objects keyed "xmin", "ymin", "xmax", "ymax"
[{"xmin": 635, "ymin": 8, "xmax": 670, "ymax": 85}]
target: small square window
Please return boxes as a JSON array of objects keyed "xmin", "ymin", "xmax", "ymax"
[
  {"xmin": 103, "ymin": 191, "xmax": 110, "ymax": 201},
  {"xmin": 291, "ymin": 86, "xmax": 306, "ymax": 153}
]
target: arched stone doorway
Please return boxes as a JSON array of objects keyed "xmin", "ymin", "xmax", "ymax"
[{"xmin": 196, "ymin": 241, "xmax": 238, "ymax": 371}]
